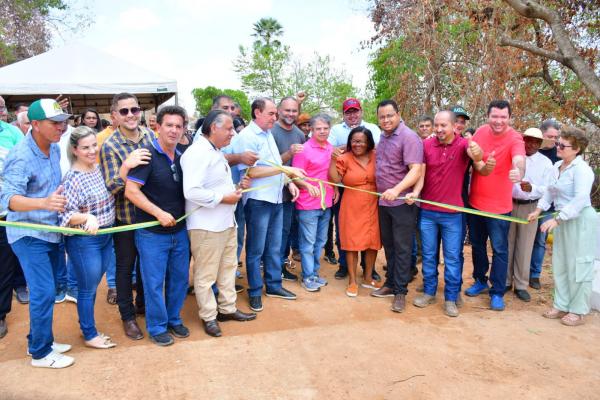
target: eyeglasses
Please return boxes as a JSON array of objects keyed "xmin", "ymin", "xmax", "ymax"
[
  {"xmin": 170, "ymin": 163, "xmax": 180, "ymax": 182},
  {"xmin": 118, "ymin": 107, "xmax": 142, "ymax": 116},
  {"xmin": 556, "ymin": 142, "xmax": 573, "ymax": 150}
]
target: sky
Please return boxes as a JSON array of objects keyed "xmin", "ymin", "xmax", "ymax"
[{"xmin": 56, "ymin": 0, "xmax": 377, "ymax": 113}]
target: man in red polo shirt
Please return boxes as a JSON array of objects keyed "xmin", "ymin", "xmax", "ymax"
[
  {"xmin": 408, "ymin": 110, "xmax": 494, "ymax": 317},
  {"xmin": 464, "ymin": 100, "xmax": 525, "ymax": 312}
]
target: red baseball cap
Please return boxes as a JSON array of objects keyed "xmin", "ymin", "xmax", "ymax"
[{"xmin": 342, "ymin": 98, "xmax": 361, "ymax": 113}]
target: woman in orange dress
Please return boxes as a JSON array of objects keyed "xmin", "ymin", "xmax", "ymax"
[{"xmin": 329, "ymin": 127, "xmax": 382, "ymax": 297}]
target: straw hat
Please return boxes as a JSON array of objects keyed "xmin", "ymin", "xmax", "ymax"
[{"xmin": 523, "ymin": 127, "xmax": 554, "ymax": 148}]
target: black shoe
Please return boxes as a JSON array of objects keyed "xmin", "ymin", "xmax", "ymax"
[
  {"xmin": 217, "ymin": 310, "xmax": 257, "ymax": 322},
  {"xmin": 150, "ymin": 332, "xmax": 174, "ymax": 346},
  {"xmin": 514, "ymin": 289, "xmax": 531, "ymax": 302},
  {"xmin": 235, "ymin": 284, "xmax": 244, "ymax": 293},
  {"xmin": 324, "ymin": 253, "xmax": 338, "ymax": 265},
  {"xmin": 334, "ymin": 266, "xmax": 348, "ymax": 280},
  {"xmin": 135, "ymin": 305, "xmax": 145, "ymax": 315},
  {"xmin": 504, "ymin": 285, "xmax": 513, "ymax": 294},
  {"xmin": 282, "ymin": 267, "xmax": 298, "ymax": 282},
  {"xmin": 0, "ymin": 318, "xmax": 7, "ymax": 339},
  {"xmin": 187, "ymin": 285, "xmax": 195, "ymax": 295},
  {"xmin": 372, "ymin": 269, "xmax": 381, "ymax": 282},
  {"xmin": 529, "ymin": 277, "xmax": 541, "ymax": 290},
  {"xmin": 266, "ymin": 287, "xmax": 297, "ymax": 300},
  {"xmin": 202, "ymin": 320, "xmax": 222, "ymax": 337},
  {"xmin": 168, "ymin": 324, "xmax": 190, "ymax": 338},
  {"xmin": 14, "ymin": 286, "xmax": 29, "ymax": 304},
  {"xmin": 249, "ymin": 296, "xmax": 263, "ymax": 312},
  {"xmin": 411, "ymin": 266, "xmax": 418, "ymax": 277}
]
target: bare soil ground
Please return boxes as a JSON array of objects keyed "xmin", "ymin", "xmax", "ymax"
[{"xmin": 1, "ymin": 246, "xmax": 599, "ymax": 400}]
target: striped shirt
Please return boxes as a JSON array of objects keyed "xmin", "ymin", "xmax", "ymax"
[
  {"xmin": 59, "ymin": 166, "xmax": 115, "ymax": 229},
  {"xmin": 0, "ymin": 133, "xmax": 63, "ymax": 244},
  {"xmin": 99, "ymin": 127, "xmax": 153, "ymax": 224}
]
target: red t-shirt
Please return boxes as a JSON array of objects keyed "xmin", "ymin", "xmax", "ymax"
[
  {"xmin": 469, "ymin": 125, "xmax": 525, "ymax": 214},
  {"xmin": 421, "ymin": 135, "xmax": 470, "ymax": 212}
]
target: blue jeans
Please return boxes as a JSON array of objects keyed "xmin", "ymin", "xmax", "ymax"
[
  {"xmin": 244, "ymin": 199, "xmax": 283, "ymax": 297},
  {"xmin": 55, "ymin": 239, "xmax": 78, "ymax": 292},
  {"xmin": 289, "ymin": 210, "xmax": 299, "ymax": 250},
  {"xmin": 298, "ymin": 209, "xmax": 331, "ymax": 278},
  {"xmin": 11, "ymin": 237, "xmax": 60, "ymax": 359},
  {"xmin": 135, "ymin": 228, "xmax": 190, "ymax": 337},
  {"xmin": 280, "ymin": 202, "xmax": 295, "ymax": 265},
  {"xmin": 420, "ymin": 210, "xmax": 463, "ymax": 301},
  {"xmin": 468, "ymin": 213, "xmax": 511, "ymax": 297},
  {"xmin": 235, "ymin": 201, "xmax": 245, "ymax": 261},
  {"xmin": 65, "ymin": 234, "xmax": 115, "ymax": 340},
  {"xmin": 530, "ymin": 214, "xmax": 552, "ymax": 279}
]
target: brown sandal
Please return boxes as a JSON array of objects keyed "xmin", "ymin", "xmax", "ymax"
[
  {"xmin": 560, "ymin": 313, "xmax": 585, "ymax": 327},
  {"xmin": 542, "ymin": 308, "xmax": 567, "ymax": 319}
]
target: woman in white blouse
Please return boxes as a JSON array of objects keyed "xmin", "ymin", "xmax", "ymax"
[{"xmin": 528, "ymin": 126, "xmax": 597, "ymax": 326}]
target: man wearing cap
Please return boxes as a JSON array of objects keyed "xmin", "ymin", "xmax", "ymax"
[
  {"xmin": 296, "ymin": 113, "xmax": 311, "ymax": 140},
  {"xmin": 0, "ymin": 99, "xmax": 75, "ymax": 368},
  {"xmin": 506, "ymin": 128, "xmax": 553, "ymax": 301},
  {"xmin": 464, "ymin": 100, "xmax": 526, "ymax": 312},
  {"xmin": 451, "ymin": 106, "xmax": 470, "ymax": 137},
  {"xmin": 327, "ymin": 98, "xmax": 382, "ymax": 279}
]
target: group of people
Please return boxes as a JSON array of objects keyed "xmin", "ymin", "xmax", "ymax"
[{"xmin": 0, "ymin": 90, "xmax": 596, "ymax": 370}]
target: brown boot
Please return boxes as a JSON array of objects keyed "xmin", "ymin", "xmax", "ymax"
[
  {"xmin": 371, "ymin": 286, "xmax": 394, "ymax": 298},
  {"xmin": 391, "ymin": 294, "xmax": 406, "ymax": 313},
  {"xmin": 123, "ymin": 319, "xmax": 143, "ymax": 340}
]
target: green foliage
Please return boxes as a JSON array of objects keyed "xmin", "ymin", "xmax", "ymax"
[
  {"xmin": 191, "ymin": 86, "xmax": 251, "ymax": 121},
  {"xmin": 235, "ymin": 42, "xmax": 290, "ymax": 99}
]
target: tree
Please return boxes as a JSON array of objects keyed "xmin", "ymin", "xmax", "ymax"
[
  {"xmin": 368, "ymin": 0, "xmax": 599, "ymax": 131},
  {"xmin": 252, "ymin": 17, "xmax": 284, "ymax": 48},
  {"xmin": 191, "ymin": 86, "xmax": 251, "ymax": 121},
  {"xmin": 0, "ymin": 0, "xmax": 91, "ymax": 67}
]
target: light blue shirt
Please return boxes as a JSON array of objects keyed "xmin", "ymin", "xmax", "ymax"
[
  {"xmin": 222, "ymin": 135, "xmax": 241, "ymax": 184},
  {"xmin": 0, "ymin": 133, "xmax": 63, "ymax": 244},
  {"xmin": 233, "ymin": 121, "xmax": 284, "ymax": 204},
  {"xmin": 327, "ymin": 120, "xmax": 381, "ymax": 147},
  {"xmin": 538, "ymin": 155, "xmax": 594, "ymax": 221}
]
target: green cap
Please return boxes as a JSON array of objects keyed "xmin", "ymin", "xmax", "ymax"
[{"xmin": 28, "ymin": 99, "xmax": 71, "ymax": 122}]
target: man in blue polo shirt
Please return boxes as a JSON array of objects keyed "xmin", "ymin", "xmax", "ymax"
[
  {"xmin": 1, "ymin": 99, "xmax": 74, "ymax": 368},
  {"xmin": 125, "ymin": 105, "xmax": 190, "ymax": 346}
]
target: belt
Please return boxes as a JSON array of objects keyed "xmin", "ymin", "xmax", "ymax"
[{"xmin": 512, "ymin": 198, "xmax": 538, "ymax": 205}]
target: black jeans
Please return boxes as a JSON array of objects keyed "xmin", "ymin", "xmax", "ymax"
[
  {"xmin": 0, "ymin": 226, "xmax": 19, "ymax": 320},
  {"xmin": 379, "ymin": 204, "xmax": 418, "ymax": 295},
  {"xmin": 114, "ymin": 220, "xmax": 144, "ymax": 321}
]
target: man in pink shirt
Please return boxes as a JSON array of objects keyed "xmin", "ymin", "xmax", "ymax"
[
  {"xmin": 292, "ymin": 114, "xmax": 336, "ymax": 292},
  {"xmin": 464, "ymin": 100, "xmax": 526, "ymax": 312}
]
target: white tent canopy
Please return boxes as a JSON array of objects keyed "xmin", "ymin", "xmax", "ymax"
[{"xmin": 0, "ymin": 43, "xmax": 177, "ymax": 114}]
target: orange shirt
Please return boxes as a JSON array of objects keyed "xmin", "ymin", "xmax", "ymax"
[
  {"xmin": 96, "ymin": 126, "xmax": 115, "ymax": 162},
  {"xmin": 469, "ymin": 124, "xmax": 525, "ymax": 214}
]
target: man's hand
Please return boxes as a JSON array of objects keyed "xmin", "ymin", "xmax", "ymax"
[
  {"xmin": 520, "ymin": 181, "xmax": 532, "ymax": 192},
  {"xmin": 283, "ymin": 166, "xmax": 307, "ymax": 179},
  {"xmin": 44, "ymin": 185, "xmax": 67, "ymax": 212},
  {"xmin": 156, "ymin": 210, "xmax": 176, "ymax": 227},
  {"xmin": 306, "ymin": 183, "xmax": 320, "ymax": 198},
  {"xmin": 289, "ymin": 143, "xmax": 304, "ymax": 155},
  {"xmin": 468, "ymin": 139, "xmax": 483, "ymax": 162},
  {"xmin": 84, "ymin": 214, "xmax": 100, "ymax": 235},
  {"xmin": 240, "ymin": 151, "xmax": 259, "ymax": 166},
  {"xmin": 238, "ymin": 175, "xmax": 251, "ymax": 190},
  {"xmin": 296, "ymin": 91, "xmax": 307, "ymax": 104},
  {"xmin": 55, "ymin": 95, "xmax": 69, "ymax": 111},
  {"xmin": 509, "ymin": 166, "xmax": 522, "ymax": 183},
  {"xmin": 485, "ymin": 151, "xmax": 496, "ymax": 172},
  {"xmin": 527, "ymin": 208, "xmax": 542, "ymax": 222},
  {"xmin": 404, "ymin": 192, "xmax": 419, "ymax": 205},
  {"xmin": 540, "ymin": 218, "xmax": 558, "ymax": 233},
  {"xmin": 288, "ymin": 181, "xmax": 300, "ymax": 202},
  {"xmin": 333, "ymin": 187, "xmax": 340, "ymax": 204},
  {"xmin": 381, "ymin": 188, "xmax": 399, "ymax": 202},
  {"xmin": 124, "ymin": 148, "xmax": 151, "ymax": 169},
  {"xmin": 221, "ymin": 189, "xmax": 243, "ymax": 204}
]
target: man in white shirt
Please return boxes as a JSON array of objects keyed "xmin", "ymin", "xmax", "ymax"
[
  {"xmin": 181, "ymin": 110, "xmax": 256, "ymax": 338},
  {"xmin": 506, "ymin": 128, "xmax": 553, "ymax": 302}
]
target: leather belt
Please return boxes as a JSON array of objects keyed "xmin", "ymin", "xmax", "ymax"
[{"xmin": 512, "ymin": 198, "xmax": 538, "ymax": 205}]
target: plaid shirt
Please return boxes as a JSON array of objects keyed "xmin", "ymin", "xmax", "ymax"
[
  {"xmin": 59, "ymin": 166, "xmax": 115, "ymax": 229},
  {"xmin": 100, "ymin": 128, "xmax": 153, "ymax": 224}
]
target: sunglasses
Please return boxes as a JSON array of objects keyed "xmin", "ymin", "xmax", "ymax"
[
  {"xmin": 170, "ymin": 163, "xmax": 180, "ymax": 183},
  {"xmin": 556, "ymin": 142, "xmax": 573, "ymax": 150},
  {"xmin": 118, "ymin": 107, "xmax": 142, "ymax": 116}
]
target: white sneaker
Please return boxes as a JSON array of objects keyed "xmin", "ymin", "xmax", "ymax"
[
  {"xmin": 31, "ymin": 351, "xmax": 74, "ymax": 369},
  {"xmin": 27, "ymin": 342, "xmax": 72, "ymax": 356}
]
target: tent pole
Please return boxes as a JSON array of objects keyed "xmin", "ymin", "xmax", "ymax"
[{"xmin": 174, "ymin": 92, "xmax": 179, "ymax": 106}]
